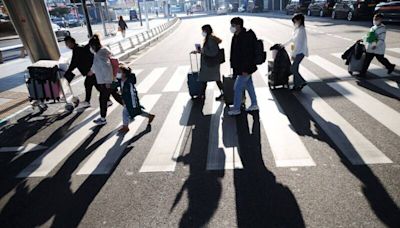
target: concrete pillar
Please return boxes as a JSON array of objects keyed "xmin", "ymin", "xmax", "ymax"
[{"xmin": 3, "ymin": 0, "xmax": 60, "ymax": 62}]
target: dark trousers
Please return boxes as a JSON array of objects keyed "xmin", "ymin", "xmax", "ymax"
[
  {"xmin": 203, "ymin": 80, "xmax": 224, "ymax": 95},
  {"xmin": 84, "ymin": 75, "xmax": 100, "ymax": 103},
  {"xmin": 361, "ymin": 53, "xmax": 393, "ymax": 75},
  {"xmin": 98, "ymin": 84, "xmax": 123, "ymax": 118}
]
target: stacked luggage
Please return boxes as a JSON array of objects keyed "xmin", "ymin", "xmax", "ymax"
[
  {"xmin": 341, "ymin": 41, "xmax": 366, "ymax": 76},
  {"xmin": 26, "ymin": 60, "xmax": 78, "ymax": 112},
  {"xmin": 268, "ymin": 44, "xmax": 292, "ymax": 90}
]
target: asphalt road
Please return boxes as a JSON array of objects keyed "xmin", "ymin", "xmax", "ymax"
[{"xmin": 0, "ymin": 13, "xmax": 399, "ymax": 227}]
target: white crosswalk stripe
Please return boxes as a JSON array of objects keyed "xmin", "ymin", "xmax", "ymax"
[
  {"xmin": 17, "ymin": 102, "xmax": 120, "ymax": 178},
  {"xmin": 327, "ymin": 81, "xmax": 400, "ymax": 137},
  {"xmin": 385, "ymin": 54, "xmax": 400, "ymax": 66},
  {"xmin": 162, "ymin": 65, "xmax": 190, "ymax": 92},
  {"xmin": 308, "ymin": 55, "xmax": 349, "ymax": 79},
  {"xmin": 136, "ymin": 67, "xmax": 167, "ymax": 93},
  {"xmin": 295, "ymin": 87, "xmax": 392, "ymax": 165},
  {"xmin": 207, "ymin": 91, "xmax": 243, "ymax": 170},
  {"xmin": 256, "ymin": 88, "xmax": 315, "ymax": 167},
  {"xmin": 139, "ymin": 93, "xmax": 192, "ymax": 172},
  {"xmin": 388, "ymin": 48, "xmax": 400, "ymax": 54},
  {"xmin": 76, "ymin": 94, "xmax": 161, "ymax": 175}
]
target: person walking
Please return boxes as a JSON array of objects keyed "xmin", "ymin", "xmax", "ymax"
[
  {"xmin": 118, "ymin": 65, "xmax": 155, "ymax": 133},
  {"xmin": 228, "ymin": 17, "xmax": 259, "ymax": 116},
  {"xmin": 118, "ymin": 16, "xmax": 128, "ymax": 38},
  {"xmin": 192, "ymin": 24, "xmax": 224, "ymax": 101},
  {"xmin": 88, "ymin": 35, "xmax": 123, "ymax": 125},
  {"xmin": 360, "ymin": 13, "xmax": 395, "ymax": 77},
  {"xmin": 283, "ymin": 13, "xmax": 308, "ymax": 91},
  {"xmin": 64, "ymin": 36, "xmax": 99, "ymax": 108}
]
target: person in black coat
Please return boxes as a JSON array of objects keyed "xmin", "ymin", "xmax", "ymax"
[
  {"xmin": 118, "ymin": 16, "xmax": 128, "ymax": 38},
  {"xmin": 65, "ymin": 36, "xmax": 100, "ymax": 108},
  {"xmin": 228, "ymin": 17, "xmax": 259, "ymax": 116}
]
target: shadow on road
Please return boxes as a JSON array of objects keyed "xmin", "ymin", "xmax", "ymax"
[{"xmin": 273, "ymin": 88, "xmax": 400, "ymax": 227}]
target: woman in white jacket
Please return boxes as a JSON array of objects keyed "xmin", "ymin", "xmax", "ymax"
[
  {"xmin": 284, "ymin": 13, "xmax": 308, "ymax": 91},
  {"xmin": 88, "ymin": 35, "xmax": 123, "ymax": 125},
  {"xmin": 360, "ymin": 13, "xmax": 395, "ymax": 77}
]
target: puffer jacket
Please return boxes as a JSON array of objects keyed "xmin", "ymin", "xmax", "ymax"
[
  {"xmin": 365, "ymin": 24, "xmax": 386, "ymax": 55},
  {"xmin": 121, "ymin": 77, "xmax": 143, "ymax": 119}
]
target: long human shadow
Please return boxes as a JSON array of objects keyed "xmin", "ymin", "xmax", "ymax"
[
  {"xmin": 233, "ymin": 111, "xmax": 306, "ymax": 227},
  {"xmin": 0, "ymin": 120, "xmax": 152, "ymax": 227},
  {"xmin": 172, "ymin": 98, "xmax": 224, "ymax": 227},
  {"xmin": 273, "ymin": 88, "xmax": 400, "ymax": 227}
]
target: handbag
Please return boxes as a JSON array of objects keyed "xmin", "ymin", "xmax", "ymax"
[{"xmin": 218, "ymin": 48, "xmax": 225, "ymax": 64}]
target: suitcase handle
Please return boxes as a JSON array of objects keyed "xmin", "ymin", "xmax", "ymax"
[{"xmin": 189, "ymin": 53, "xmax": 199, "ymax": 73}]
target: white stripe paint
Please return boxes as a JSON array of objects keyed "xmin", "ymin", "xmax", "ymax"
[
  {"xmin": 77, "ymin": 94, "xmax": 161, "ymax": 175},
  {"xmin": 328, "ymin": 81, "xmax": 400, "ymax": 137},
  {"xmin": 136, "ymin": 67, "xmax": 166, "ymax": 93},
  {"xmin": 17, "ymin": 103, "xmax": 120, "ymax": 177},
  {"xmin": 385, "ymin": 54, "xmax": 400, "ymax": 66},
  {"xmin": 256, "ymin": 88, "xmax": 315, "ymax": 167},
  {"xmin": 331, "ymin": 53, "xmax": 400, "ymax": 77},
  {"xmin": 295, "ymin": 87, "xmax": 392, "ymax": 165},
  {"xmin": 299, "ymin": 65, "xmax": 323, "ymax": 82},
  {"xmin": 308, "ymin": 55, "xmax": 349, "ymax": 79},
  {"xmin": 162, "ymin": 65, "xmax": 190, "ymax": 92},
  {"xmin": 139, "ymin": 93, "xmax": 192, "ymax": 172},
  {"xmin": 388, "ymin": 48, "xmax": 400, "ymax": 54},
  {"xmin": 0, "ymin": 143, "xmax": 47, "ymax": 154},
  {"xmin": 207, "ymin": 91, "xmax": 243, "ymax": 170}
]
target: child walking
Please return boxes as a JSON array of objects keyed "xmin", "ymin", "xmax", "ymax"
[{"xmin": 118, "ymin": 65, "xmax": 155, "ymax": 133}]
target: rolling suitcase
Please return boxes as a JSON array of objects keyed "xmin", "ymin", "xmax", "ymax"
[
  {"xmin": 268, "ymin": 46, "xmax": 291, "ymax": 90},
  {"xmin": 44, "ymin": 80, "xmax": 61, "ymax": 101},
  {"xmin": 223, "ymin": 75, "xmax": 235, "ymax": 105},
  {"xmin": 187, "ymin": 53, "xmax": 206, "ymax": 99},
  {"xmin": 348, "ymin": 53, "xmax": 365, "ymax": 75},
  {"xmin": 26, "ymin": 77, "xmax": 45, "ymax": 101}
]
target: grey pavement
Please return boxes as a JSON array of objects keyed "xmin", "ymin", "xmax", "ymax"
[{"xmin": 0, "ymin": 14, "xmax": 399, "ymax": 227}]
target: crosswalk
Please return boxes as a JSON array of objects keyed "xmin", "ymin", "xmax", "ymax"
[{"xmin": 10, "ymin": 50, "xmax": 400, "ymax": 178}]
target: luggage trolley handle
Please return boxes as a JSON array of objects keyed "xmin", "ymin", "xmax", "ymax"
[{"xmin": 189, "ymin": 53, "xmax": 200, "ymax": 73}]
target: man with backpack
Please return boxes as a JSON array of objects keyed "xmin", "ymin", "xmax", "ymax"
[
  {"xmin": 228, "ymin": 17, "xmax": 259, "ymax": 116},
  {"xmin": 360, "ymin": 13, "xmax": 395, "ymax": 77}
]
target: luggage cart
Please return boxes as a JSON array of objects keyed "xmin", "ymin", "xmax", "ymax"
[{"xmin": 25, "ymin": 60, "xmax": 79, "ymax": 112}]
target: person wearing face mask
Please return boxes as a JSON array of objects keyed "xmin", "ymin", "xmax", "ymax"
[
  {"xmin": 192, "ymin": 24, "xmax": 224, "ymax": 101},
  {"xmin": 360, "ymin": 13, "xmax": 395, "ymax": 77},
  {"xmin": 118, "ymin": 65, "xmax": 155, "ymax": 133},
  {"xmin": 88, "ymin": 34, "xmax": 123, "ymax": 125},
  {"xmin": 283, "ymin": 13, "xmax": 308, "ymax": 91},
  {"xmin": 228, "ymin": 17, "xmax": 259, "ymax": 116},
  {"xmin": 64, "ymin": 36, "xmax": 99, "ymax": 108}
]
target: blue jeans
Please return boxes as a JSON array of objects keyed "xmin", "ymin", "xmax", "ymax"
[
  {"xmin": 291, "ymin": 54, "xmax": 306, "ymax": 87},
  {"xmin": 233, "ymin": 75, "xmax": 258, "ymax": 111}
]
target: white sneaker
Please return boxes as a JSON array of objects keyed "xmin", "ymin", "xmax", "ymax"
[
  {"xmin": 80, "ymin": 101, "xmax": 91, "ymax": 108},
  {"xmin": 246, "ymin": 105, "xmax": 259, "ymax": 112},
  {"xmin": 107, "ymin": 101, "xmax": 113, "ymax": 107},
  {"xmin": 228, "ymin": 109, "xmax": 241, "ymax": 116}
]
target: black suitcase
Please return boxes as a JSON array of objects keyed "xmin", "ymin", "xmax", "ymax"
[
  {"xmin": 223, "ymin": 75, "xmax": 235, "ymax": 105},
  {"xmin": 187, "ymin": 53, "xmax": 206, "ymax": 98},
  {"xmin": 268, "ymin": 45, "xmax": 291, "ymax": 90}
]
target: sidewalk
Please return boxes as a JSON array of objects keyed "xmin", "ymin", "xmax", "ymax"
[{"xmin": 0, "ymin": 18, "xmax": 168, "ymax": 121}]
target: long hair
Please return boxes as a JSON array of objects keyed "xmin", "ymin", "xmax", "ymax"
[
  {"xmin": 88, "ymin": 34, "xmax": 102, "ymax": 52},
  {"xmin": 201, "ymin": 24, "xmax": 221, "ymax": 45}
]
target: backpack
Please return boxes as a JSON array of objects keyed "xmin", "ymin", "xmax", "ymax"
[{"xmin": 248, "ymin": 29, "xmax": 266, "ymax": 65}]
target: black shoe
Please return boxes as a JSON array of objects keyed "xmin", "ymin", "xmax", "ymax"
[
  {"xmin": 215, "ymin": 94, "xmax": 224, "ymax": 101},
  {"xmin": 388, "ymin": 64, "xmax": 395, "ymax": 74}
]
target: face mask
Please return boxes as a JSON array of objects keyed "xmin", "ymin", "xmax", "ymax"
[
  {"xmin": 373, "ymin": 20, "xmax": 381, "ymax": 26},
  {"xmin": 116, "ymin": 72, "xmax": 122, "ymax": 79},
  {"xmin": 230, "ymin": 26, "xmax": 236, "ymax": 34},
  {"xmin": 202, "ymin": 32, "xmax": 207, "ymax": 37},
  {"xmin": 294, "ymin": 22, "xmax": 300, "ymax": 28}
]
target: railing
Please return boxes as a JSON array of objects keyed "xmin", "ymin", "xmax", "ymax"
[
  {"xmin": 106, "ymin": 17, "xmax": 179, "ymax": 58},
  {"xmin": 0, "ymin": 44, "xmax": 27, "ymax": 63}
]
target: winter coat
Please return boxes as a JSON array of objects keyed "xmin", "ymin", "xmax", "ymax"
[
  {"xmin": 118, "ymin": 20, "xmax": 128, "ymax": 30},
  {"xmin": 91, "ymin": 47, "xmax": 113, "ymax": 85},
  {"xmin": 341, "ymin": 41, "xmax": 365, "ymax": 65},
  {"xmin": 121, "ymin": 77, "xmax": 143, "ymax": 119},
  {"xmin": 270, "ymin": 44, "xmax": 292, "ymax": 78},
  {"xmin": 66, "ymin": 44, "xmax": 93, "ymax": 76},
  {"xmin": 284, "ymin": 26, "xmax": 309, "ymax": 58},
  {"xmin": 365, "ymin": 24, "xmax": 386, "ymax": 55},
  {"xmin": 199, "ymin": 36, "xmax": 222, "ymax": 82},
  {"xmin": 230, "ymin": 28, "xmax": 258, "ymax": 76}
]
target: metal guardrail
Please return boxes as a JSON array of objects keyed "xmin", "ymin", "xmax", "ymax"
[
  {"xmin": 0, "ymin": 44, "xmax": 27, "ymax": 63},
  {"xmin": 106, "ymin": 17, "xmax": 179, "ymax": 58},
  {"xmin": 0, "ymin": 17, "xmax": 179, "ymax": 64}
]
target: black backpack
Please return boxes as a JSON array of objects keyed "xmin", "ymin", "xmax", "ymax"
[{"xmin": 248, "ymin": 30, "xmax": 266, "ymax": 65}]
